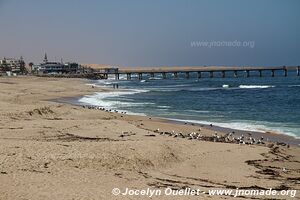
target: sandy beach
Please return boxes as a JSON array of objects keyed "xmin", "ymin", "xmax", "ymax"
[{"xmin": 0, "ymin": 76, "xmax": 299, "ymax": 200}]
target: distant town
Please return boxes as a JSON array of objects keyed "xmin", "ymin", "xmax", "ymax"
[{"xmin": 0, "ymin": 53, "xmax": 118, "ymax": 79}]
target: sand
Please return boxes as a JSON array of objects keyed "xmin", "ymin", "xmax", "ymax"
[{"xmin": 0, "ymin": 76, "xmax": 299, "ymax": 200}]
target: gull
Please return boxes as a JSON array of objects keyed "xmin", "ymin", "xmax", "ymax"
[
  {"xmin": 196, "ymin": 134, "xmax": 202, "ymax": 140},
  {"xmin": 166, "ymin": 132, "xmax": 172, "ymax": 136},
  {"xmin": 257, "ymin": 139, "xmax": 262, "ymax": 144},
  {"xmin": 282, "ymin": 167, "xmax": 288, "ymax": 173},
  {"xmin": 178, "ymin": 132, "xmax": 184, "ymax": 138},
  {"xmin": 188, "ymin": 132, "xmax": 196, "ymax": 139}
]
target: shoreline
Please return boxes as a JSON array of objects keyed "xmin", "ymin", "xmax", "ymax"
[
  {"xmin": 58, "ymin": 82, "xmax": 300, "ymax": 146},
  {"xmin": 55, "ymin": 100, "xmax": 300, "ymax": 146},
  {"xmin": 1, "ymin": 76, "xmax": 299, "ymax": 199}
]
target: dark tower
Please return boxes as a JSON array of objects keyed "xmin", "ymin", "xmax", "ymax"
[{"xmin": 43, "ymin": 53, "xmax": 48, "ymax": 63}]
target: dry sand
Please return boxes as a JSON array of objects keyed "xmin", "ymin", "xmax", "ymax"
[{"xmin": 0, "ymin": 76, "xmax": 299, "ymax": 200}]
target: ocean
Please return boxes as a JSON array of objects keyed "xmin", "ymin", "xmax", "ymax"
[{"xmin": 79, "ymin": 70, "xmax": 300, "ymax": 138}]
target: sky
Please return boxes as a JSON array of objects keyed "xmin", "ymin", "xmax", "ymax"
[{"xmin": 0, "ymin": 0, "xmax": 299, "ymax": 67}]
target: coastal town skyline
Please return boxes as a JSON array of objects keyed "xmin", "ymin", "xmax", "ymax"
[{"xmin": 0, "ymin": 0, "xmax": 300, "ymax": 66}]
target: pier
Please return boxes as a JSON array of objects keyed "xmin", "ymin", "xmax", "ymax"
[{"xmin": 92, "ymin": 66, "xmax": 299, "ymax": 80}]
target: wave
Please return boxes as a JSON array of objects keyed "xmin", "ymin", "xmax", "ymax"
[
  {"xmin": 95, "ymin": 80, "xmax": 119, "ymax": 86},
  {"xmin": 118, "ymin": 85, "xmax": 277, "ymax": 93},
  {"xmin": 164, "ymin": 118, "xmax": 299, "ymax": 139},
  {"xmin": 238, "ymin": 85, "xmax": 275, "ymax": 89},
  {"xmin": 157, "ymin": 105, "xmax": 171, "ymax": 109},
  {"xmin": 186, "ymin": 110, "xmax": 210, "ymax": 113},
  {"xmin": 82, "ymin": 79, "xmax": 300, "ymax": 139},
  {"xmin": 78, "ymin": 89, "xmax": 150, "ymax": 109},
  {"xmin": 145, "ymin": 87, "xmax": 225, "ymax": 92},
  {"xmin": 156, "ymin": 84, "xmax": 192, "ymax": 88}
]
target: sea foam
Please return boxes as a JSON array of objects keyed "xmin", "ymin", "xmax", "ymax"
[
  {"xmin": 238, "ymin": 85, "xmax": 275, "ymax": 89},
  {"xmin": 164, "ymin": 118, "xmax": 299, "ymax": 139},
  {"xmin": 78, "ymin": 89, "xmax": 150, "ymax": 114}
]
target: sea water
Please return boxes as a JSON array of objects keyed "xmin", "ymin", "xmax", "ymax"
[{"xmin": 79, "ymin": 70, "xmax": 300, "ymax": 138}]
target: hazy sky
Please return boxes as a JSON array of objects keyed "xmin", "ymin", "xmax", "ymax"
[{"xmin": 0, "ymin": 0, "xmax": 299, "ymax": 66}]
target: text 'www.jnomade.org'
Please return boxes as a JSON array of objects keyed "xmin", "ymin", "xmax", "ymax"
[{"xmin": 190, "ymin": 40, "xmax": 255, "ymax": 48}]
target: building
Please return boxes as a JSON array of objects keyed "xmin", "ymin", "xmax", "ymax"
[
  {"xmin": 32, "ymin": 53, "xmax": 81, "ymax": 74},
  {"xmin": 0, "ymin": 57, "xmax": 26, "ymax": 74}
]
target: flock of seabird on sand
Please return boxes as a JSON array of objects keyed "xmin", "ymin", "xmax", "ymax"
[
  {"xmin": 155, "ymin": 128, "xmax": 290, "ymax": 147},
  {"xmin": 155, "ymin": 128, "xmax": 267, "ymax": 145},
  {"xmin": 82, "ymin": 105, "xmax": 127, "ymax": 114},
  {"xmin": 81, "ymin": 105, "xmax": 290, "ymax": 147}
]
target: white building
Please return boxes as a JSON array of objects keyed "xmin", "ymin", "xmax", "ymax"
[
  {"xmin": 0, "ymin": 57, "xmax": 26, "ymax": 74},
  {"xmin": 32, "ymin": 53, "xmax": 81, "ymax": 74}
]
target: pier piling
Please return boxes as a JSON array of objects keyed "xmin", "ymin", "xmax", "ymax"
[
  {"xmin": 162, "ymin": 72, "xmax": 166, "ymax": 79},
  {"xmin": 115, "ymin": 73, "xmax": 119, "ymax": 80},
  {"xmin": 150, "ymin": 73, "xmax": 154, "ymax": 78},
  {"xmin": 246, "ymin": 70, "xmax": 250, "ymax": 78},
  {"xmin": 197, "ymin": 72, "xmax": 202, "ymax": 79},
  {"xmin": 127, "ymin": 73, "xmax": 131, "ymax": 80},
  {"xmin": 233, "ymin": 71, "xmax": 238, "ymax": 78},
  {"xmin": 138, "ymin": 73, "xmax": 143, "ymax": 80},
  {"xmin": 209, "ymin": 71, "xmax": 213, "ymax": 78},
  {"xmin": 221, "ymin": 71, "xmax": 225, "ymax": 78},
  {"xmin": 297, "ymin": 66, "xmax": 300, "ymax": 76},
  {"xmin": 271, "ymin": 70, "xmax": 275, "ymax": 77},
  {"xmin": 283, "ymin": 66, "xmax": 287, "ymax": 77},
  {"xmin": 185, "ymin": 72, "xmax": 189, "ymax": 79},
  {"xmin": 259, "ymin": 70, "xmax": 262, "ymax": 77},
  {"xmin": 174, "ymin": 72, "xmax": 178, "ymax": 78}
]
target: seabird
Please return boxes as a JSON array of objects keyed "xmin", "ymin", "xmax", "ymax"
[
  {"xmin": 196, "ymin": 134, "xmax": 202, "ymax": 140},
  {"xmin": 178, "ymin": 132, "xmax": 184, "ymax": 138},
  {"xmin": 282, "ymin": 167, "xmax": 288, "ymax": 173}
]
